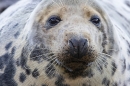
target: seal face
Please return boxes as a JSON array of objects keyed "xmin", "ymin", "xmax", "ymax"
[
  {"xmin": 0, "ymin": 0, "xmax": 130, "ymax": 86},
  {"xmin": 28, "ymin": 0, "xmax": 114, "ymax": 78}
]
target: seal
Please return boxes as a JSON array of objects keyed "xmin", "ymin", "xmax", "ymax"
[{"xmin": 0, "ymin": 0, "xmax": 130, "ymax": 86}]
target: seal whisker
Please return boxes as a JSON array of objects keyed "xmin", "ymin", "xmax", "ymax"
[
  {"xmin": 29, "ymin": 56, "xmax": 57, "ymax": 73},
  {"xmin": 98, "ymin": 53, "xmax": 112, "ymax": 58},
  {"xmin": 56, "ymin": 59, "xmax": 73, "ymax": 72},
  {"xmin": 30, "ymin": 47, "xmax": 67, "ymax": 54},
  {"xmin": 95, "ymin": 59, "xmax": 103, "ymax": 73},
  {"xmin": 59, "ymin": 0, "xmax": 64, "ymax": 7},
  {"xmin": 97, "ymin": 55, "xmax": 117, "ymax": 71},
  {"xmin": 85, "ymin": 0, "xmax": 91, "ymax": 6},
  {"xmin": 107, "ymin": 49, "xmax": 118, "ymax": 52},
  {"xmin": 30, "ymin": 47, "xmax": 48, "ymax": 51},
  {"xmin": 52, "ymin": 0, "xmax": 61, "ymax": 7},
  {"xmin": 30, "ymin": 53, "xmax": 55, "ymax": 61},
  {"xmin": 97, "ymin": 56, "xmax": 108, "ymax": 65},
  {"xmin": 96, "ymin": 56, "xmax": 111, "ymax": 73},
  {"xmin": 95, "ymin": 59, "xmax": 114, "ymax": 82},
  {"xmin": 98, "ymin": 54, "xmax": 117, "ymax": 69},
  {"xmin": 52, "ymin": 61, "xmax": 59, "ymax": 76},
  {"xmin": 46, "ymin": 58, "xmax": 57, "ymax": 77}
]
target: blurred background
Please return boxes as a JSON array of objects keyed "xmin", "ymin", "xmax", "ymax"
[{"xmin": 0, "ymin": 0, "xmax": 18, "ymax": 13}]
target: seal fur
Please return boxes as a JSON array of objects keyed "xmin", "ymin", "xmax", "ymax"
[{"xmin": 0, "ymin": 0, "xmax": 130, "ymax": 86}]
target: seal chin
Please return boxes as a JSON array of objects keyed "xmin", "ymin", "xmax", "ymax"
[
  {"xmin": 56, "ymin": 55, "xmax": 94, "ymax": 73},
  {"xmin": 63, "ymin": 61, "xmax": 88, "ymax": 72},
  {"xmin": 55, "ymin": 42, "xmax": 96, "ymax": 74}
]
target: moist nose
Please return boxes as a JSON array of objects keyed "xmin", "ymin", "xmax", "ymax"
[{"xmin": 69, "ymin": 38, "xmax": 88, "ymax": 59}]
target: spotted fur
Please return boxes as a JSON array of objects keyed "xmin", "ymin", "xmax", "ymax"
[{"xmin": 0, "ymin": 0, "xmax": 130, "ymax": 86}]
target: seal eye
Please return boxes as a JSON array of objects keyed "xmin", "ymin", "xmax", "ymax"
[
  {"xmin": 47, "ymin": 15, "xmax": 61, "ymax": 29},
  {"xmin": 90, "ymin": 15, "xmax": 101, "ymax": 27}
]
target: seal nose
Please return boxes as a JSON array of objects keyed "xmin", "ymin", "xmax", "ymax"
[{"xmin": 69, "ymin": 38, "xmax": 88, "ymax": 59}]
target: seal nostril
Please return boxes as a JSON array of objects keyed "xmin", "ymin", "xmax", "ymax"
[
  {"xmin": 83, "ymin": 39, "xmax": 88, "ymax": 49},
  {"xmin": 68, "ymin": 38, "xmax": 88, "ymax": 59},
  {"xmin": 80, "ymin": 39, "xmax": 88, "ymax": 47},
  {"xmin": 69, "ymin": 40, "xmax": 75, "ymax": 47}
]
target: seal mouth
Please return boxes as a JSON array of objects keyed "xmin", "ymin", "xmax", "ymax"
[
  {"xmin": 65, "ymin": 59, "xmax": 87, "ymax": 64},
  {"xmin": 56, "ymin": 45, "xmax": 96, "ymax": 72},
  {"xmin": 69, "ymin": 61, "xmax": 86, "ymax": 64},
  {"xmin": 57, "ymin": 59, "xmax": 91, "ymax": 72}
]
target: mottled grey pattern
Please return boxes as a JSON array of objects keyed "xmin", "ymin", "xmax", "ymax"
[{"xmin": 0, "ymin": 0, "xmax": 130, "ymax": 86}]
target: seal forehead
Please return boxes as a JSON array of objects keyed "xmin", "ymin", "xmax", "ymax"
[
  {"xmin": 41, "ymin": 0, "xmax": 99, "ymax": 12},
  {"xmin": 38, "ymin": 0, "xmax": 101, "ymax": 24},
  {"xmin": 51, "ymin": 0, "xmax": 94, "ymax": 6},
  {"xmin": 50, "ymin": 0, "xmax": 101, "ymax": 12}
]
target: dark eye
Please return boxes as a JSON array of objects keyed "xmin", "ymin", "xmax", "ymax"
[
  {"xmin": 46, "ymin": 15, "xmax": 61, "ymax": 29},
  {"xmin": 90, "ymin": 15, "xmax": 101, "ymax": 27}
]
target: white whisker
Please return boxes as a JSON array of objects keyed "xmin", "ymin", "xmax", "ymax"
[
  {"xmin": 59, "ymin": 0, "xmax": 64, "ymax": 6},
  {"xmin": 52, "ymin": 0, "xmax": 60, "ymax": 7},
  {"xmin": 97, "ymin": 55, "xmax": 117, "ymax": 73},
  {"xmin": 98, "ymin": 53, "xmax": 112, "ymax": 58},
  {"xmin": 95, "ymin": 59, "xmax": 103, "ymax": 73},
  {"xmin": 46, "ymin": 58, "xmax": 57, "ymax": 76},
  {"xmin": 108, "ymin": 49, "xmax": 118, "ymax": 52}
]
